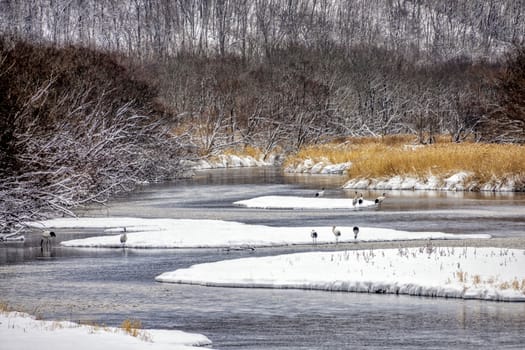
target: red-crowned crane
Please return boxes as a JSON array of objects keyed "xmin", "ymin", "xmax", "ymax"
[
  {"xmin": 40, "ymin": 231, "xmax": 56, "ymax": 248},
  {"xmin": 375, "ymin": 193, "xmax": 386, "ymax": 206},
  {"xmin": 352, "ymin": 191, "xmax": 358, "ymax": 206},
  {"xmin": 332, "ymin": 226, "xmax": 341, "ymax": 244},
  {"xmin": 310, "ymin": 229, "xmax": 318, "ymax": 245}
]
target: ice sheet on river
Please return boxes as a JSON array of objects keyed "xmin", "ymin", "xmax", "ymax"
[
  {"xmin": 156, "ymin": 247, "xmax": 525, "ymax": 302},
  {"xmin": 233, "ymin": 195, "xmax": 378, "ymax": 209},
  {"xmin": 28, "ymin": 217, "xmax": 490, "ymax": 248}
]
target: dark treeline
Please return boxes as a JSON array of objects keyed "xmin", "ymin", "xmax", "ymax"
[{"xmin": 1, "ymin": 1, "xmax": 525, "ymax": 230}]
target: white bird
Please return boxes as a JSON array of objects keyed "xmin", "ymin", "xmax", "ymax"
[
  {"xmin": 40, "ymin": 231, "xmax": 56, "ymax": 247},
  {"xmin": 358, "ymin": 193, "xmax": 364, "ymax": 205},
  {"xmin": 310, "ymin": 229, "xmax": 318, "ymax": 245},
  {"xmin": 332, "ymin": 225, "xmax": 341, "ymax": 244},
  {"xmin": 353, "ymin": 226, "xmax": 359, "ymax": 240},
  {"xmin": 375, "ymin": 193, "xmax": 386, "ymax": 206},
  {"xmin": 315, "ymin": 188, "xmax": 325, "ymax": 197},
  {"xmin": 352, "ymin": 191, "xmax": 358, "ymax": 206}
]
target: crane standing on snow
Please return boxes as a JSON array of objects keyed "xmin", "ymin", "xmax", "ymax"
[
  {"xmin": 352, "ymin": 191, "xmax": 359, "ymax": 206},
  {"xmin": 332, "ymin": 226, "xmax": 341, "ymax": 244},
  {"xmin": 375, "ymin": 193, "xmax": 386, "ymax": 206},
  {"xmin": 310, "ymin": 229, "xmax": 318, "ymax": 245}
]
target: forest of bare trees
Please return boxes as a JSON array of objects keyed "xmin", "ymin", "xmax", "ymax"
[
  {"xmin": 1, "ymin": 0, "xmax": 523, "ymax": 61},
  {"xmin": 1, "ymin": 0, "xmax": 525, "ymax": 232}
]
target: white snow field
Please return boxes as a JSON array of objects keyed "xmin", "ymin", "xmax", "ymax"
[
  {"xmin": 156, "ymin": 247, "xmax": 525, "ymax": 302},
  {"xmin": 0, "ymin": 311, "xmax": 212, "ymax": 350},
  {"xmin": 27, "ymin": 217, "xmax": 489, "ymax": 249},
  {"xmin": 233, "ymin": 195, "xmax": 378, "ymax": 209}
]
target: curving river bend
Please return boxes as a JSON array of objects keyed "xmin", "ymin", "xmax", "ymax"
[{"xmin": 1, "ymin": 167, "xmax": 525, "ymax": 349}]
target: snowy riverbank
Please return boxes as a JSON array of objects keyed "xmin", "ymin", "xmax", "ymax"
[
  {"xmin": 285, "ymin": 159, "xmax": 522, "ymax": 192},
  {"xmin": 27, "ymin": 217, "xmax": 490, "ymax": 249},
  {"xmin": 178, "ymin": 154, "xmax": 522, "ymax": 192},
  {"xmin": 0, "ymin": 311, "xmax": 212, "ymax": 350},
  {"xmin": 283, "ymin": 158, "xmax": 352, "ymax": 174},
  {"xmin": 343, "ymin": 172, "xmax": 521, "ymax": 192},
  {"xmin": 180, "ymin": 153, "xmax": 277, "ymax": 170},
  {"xmin": 156, "ymin": 246, "xmax": 525, "ymax": 302}
]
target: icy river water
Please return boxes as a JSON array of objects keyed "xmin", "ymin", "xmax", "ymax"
[{"xmin": 1, "ymin": 167, "xmax": 525, "ymax": 349}]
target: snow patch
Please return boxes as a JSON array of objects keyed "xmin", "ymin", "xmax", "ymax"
[
  {"xmin": 285, "ymin": 159, "xmax": 351, "ymax": 175},
  {"xmin": 0, "ymin": 311, "xmax": 213, "ymax": 350},
  {"xmin": 344, "ymin": 172, "xmax": 520, "ymax": 192},
  {"xmin": 233, "ymin": 195, "xmax": 377, "ymax": 209},
  {"xmin": 180, "ymin": 154, "xmax": 275, "ymax": 170},
  {"xmin": 156, "ymin": 247, "xmax": 525, "ymax": 302},
  {"xmin": 26, "ymin": 217, "xmax": 490, "ymax": 249}
]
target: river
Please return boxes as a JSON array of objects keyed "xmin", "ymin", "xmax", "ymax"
[{"xmin": 1, "ymin": 167, "xmax": 525, "ymax": 349}]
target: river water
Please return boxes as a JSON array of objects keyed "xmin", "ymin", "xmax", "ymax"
[{"xmin": 1, "ymin": 167, "xmax": 525, "ymax": 349}]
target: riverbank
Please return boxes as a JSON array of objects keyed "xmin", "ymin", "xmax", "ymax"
[{"xmin": 283, "ymin": 137, "xmax": 525, "ymax": 192}]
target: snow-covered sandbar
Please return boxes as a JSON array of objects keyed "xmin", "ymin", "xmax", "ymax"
[
  {"xmin": 156, "ymin": 247, "xmax": 525, "ymax": 302},
  {"xmin": 233, "ymin": 195, "xmax": 377, "ymax": 209},
  {"xmin": 0, "ymin": 311, "xmax": 212, "ymax": 350},
  {"xmin": 28, "ymin": 217, "xmax": 490, "ymax": 248}
]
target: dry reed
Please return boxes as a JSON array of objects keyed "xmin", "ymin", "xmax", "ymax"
[
  {"xmin": 121, "ymin": 319, "xmax": 142, "ymax": 337},
  {"xmin": 285, "ymin": 136, "xmax": 525, "ymax": 185},
  {"xmin": 223, "ymin": 145, "xmax": 263, "ymax": 159}
]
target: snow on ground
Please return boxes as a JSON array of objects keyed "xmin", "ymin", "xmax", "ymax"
[
  {"xmin": 284, "ymin": 158, "xmax": 519, "ymax": 191},
  {"xmin": 180, "ymin": 154, "xmax": 277, "ymax": 170},
  {"xmin": 0, "ymin": 233, "xmax": 25, "ymax": 242},
  {"xmin": 343, "ymin": 172, "xmax": 519, "ymax": 192},
  {"xmin": 0, "ymin": 311, "xmax": 212, "ymax": 350},
  {"xmin": 233, "ymin": 195, "xmax": 378, "ymax": 209},
  {"xmin": 156, "ymin": 246, "xmax": 525, "ymax": 302},
  {"xmin": 284, "ymin": 158, "xmax": 351, "ymax": 174},
  {"xmin": 28, "ymin": 217, "xmax": 490, "ymax": 249}
]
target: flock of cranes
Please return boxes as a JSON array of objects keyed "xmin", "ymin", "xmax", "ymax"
[
  {"xmin": 311, "ymin": 188, "xmax": 387, "ymax": 245},
  {"xmin": 316, "ymin": 188, "xmax": 386, "ymax": 208},
  {"xmin": 310, "ymin": 225, "xmax": 360, "ymax": 245}
]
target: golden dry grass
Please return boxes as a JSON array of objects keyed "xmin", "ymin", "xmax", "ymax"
[
  {"xmin": 120, "ymin": 318, "xmax": 151, "ymax": 341},
  {"xmin": 121, "ymin": 319, "xmax": 143, "ymax": 337},
  {"xmin": 223, "ymin": 145, "xmax": 263, "ymax": 159},
  {"xmin": 285, "ymin": 136, "xmax": 525, "ymax": 185},
  {"xmin": 0, "ymin": 301, "xmax": 11, "ymax": 312},
  {"xmin": 455, "ymin": 271, "xmax": 467, "ymax": 283}
]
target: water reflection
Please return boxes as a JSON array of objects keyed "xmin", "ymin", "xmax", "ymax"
[{"xmin": 38, "ymin": 245, "xmax": 56, "ymax": 259}]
